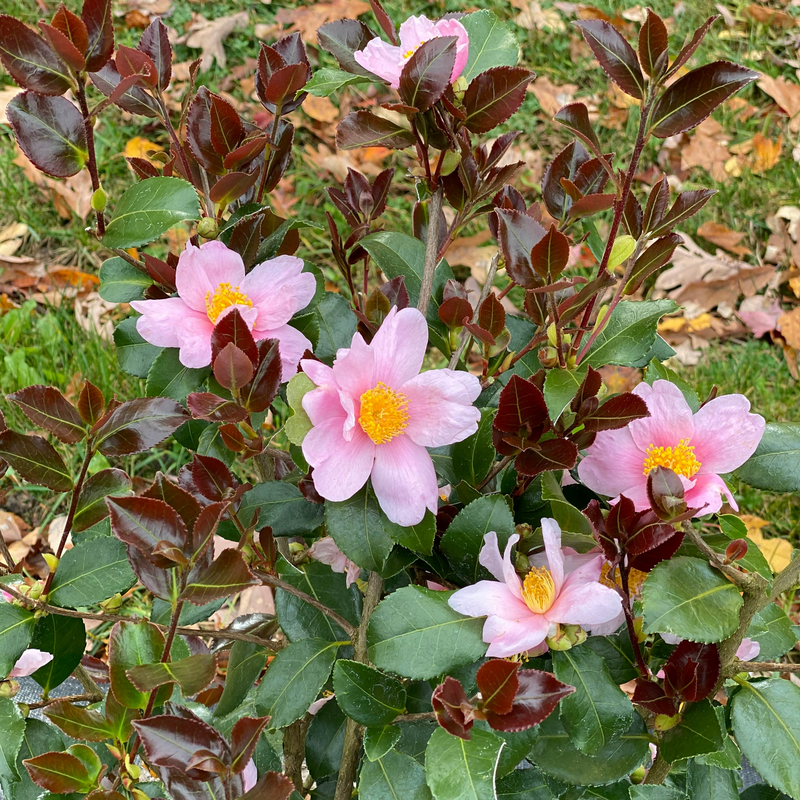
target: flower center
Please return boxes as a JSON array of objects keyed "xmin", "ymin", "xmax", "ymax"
[
  {"xmin": 359, "ymin": 382, "xmax": 409, "ymax": 444},
  {"xmin": 403, "ymin": 43, "xmax": 422, "ymax": 59},
  {"xmin": 642, "ymin": 439, "xmax": 701, "ymax": 478},
  {"xmin": 205, "ymin": 282, "xmax": 253, "ymax": 324},
  {"xmin": 522, "ymin": 566, "xmax": 556, "ymax": 614}
]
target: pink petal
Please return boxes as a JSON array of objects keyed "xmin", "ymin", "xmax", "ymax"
[
  {"xmin": 736, "ymin": 638, "xmax": 760, "ymax": 661},
  {"xmin": 500, "ymin": 533, "xmax": 523, "ymax": 601},
  {"xmin": 10, "ymin": 648, "xmax": 53, "ymax": 677},
  {"xmin": 577, "ymin": 426, "xmax": 647, "ymax": 499},
  {"xmin": 353, "ymin": 39, "xmax": 405, "ymax": 88},
  {"xmin": 346, "ymin": 561, "xmax": 361, "ymax": 588},
  {"xmin": 546, "ymin": 581, "xmax": 623, "ymax": 627},
  {"xmin": 331, "ymin": 333, "xmax": 375, "ymax": 400},
  {"xmin": 433, "ymin": 18, "xmax": 469, "ymax": 82},
  {"xmin": 684, "ymin": 472, "xmax": 736, "ymax": 516},
  {"xmin": 309, "ymin": 537, "xmax": 348, "ymax": 571},
  {"xmin": 175, "ymin": 240, "xmax": 246, "ymax": 313},
  {"xmin": 303, "ymin": 419, "xmax": 375, "ymax": 502},
  {"xmin": 629, "ymin": 380, "xmax": 694, "ymax": 452},
  {"xmin": 252, "ymin": 323, "xmax": 312, "ymax": 382},
  {"xmin": 587, "ymin": 609, "xmax": 626, "ymax": 636},
  {"xmin": 448, "ymin": 580, "xmax": 530, "ymax": 621},
  {"xmin": 690, "ymin": 394, "xmax": 765, "ymax": 475},
  {"xmin": 130, "ymin": 297, "xmax": 195, "ymax": 349},
  {"xmin": 483, "ymin": 614, "xmax": 551, "ymax": 658},
  {"xmin": 401, "ymin": 369, "xmax": 481, "ymax": 447},
  {"xmin": 370, "ymin": 435, "xmax": 438, "ymax": 526},
  {"xmin": 541, "ymin": 518, "xmax": 565, "ymax": 596},
  {"xmin": 370, "ymin": 307, "xmax": 428, "ymax": 388},
  {"xmin": 558, "ymin": 553, "xmax": 604, "ymax": 593},
  {"xmin": 399, "ymin": 15, "xmax": 437, "ymax": 51},
  {"xmin": 478, "ymin": 531, "xmax": 506, "ymax": 582},
  {"xmin": 303, "ymin": 386, "xmax": 347, "ymax": 427},
  {"xmin": 308, "ymin": 694, "xmax": 335, "ymax": 716},
  {"xmin": 302, "ymin": 359, "xmax": 335, "ymax": 388},
  {"xmin": 243, "ymin": 256, "xmax": 316, "ymax": 330},
  {"xmin": 175, "ymin": 314, "xmax": 219, "ymax": 368},
  {"xmin": 242, "ymin": 759, "xmax": 258, "ymax": 792}
]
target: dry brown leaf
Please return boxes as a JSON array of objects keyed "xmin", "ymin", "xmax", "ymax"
[
  {"xmin": 681, "ymin": 118, "xmax": 730, "ymax": 182},
  {"xmin": 751, "ymin": 132, "xmax": 783, "ymax": 173},
  {"xmin": 745, "ymin": 4, "xmax": 797, "ymax": 28},
  {"xmin": 597, "ymin": 365, "xmax": 641, "ymax": 393},
  {"xmin": 737, "ymin": 294, "xmax": 782, "ymax": 337},
  {"xmin": 757, "ymin": 74, "xmax": 800, "ymax": 132},
  {"xmin": 275, "ymin": 0, "xmax": 370, "ymax": 43},
  {"xmin": 74, "ymin": 293, "xmax": 118, "ymax": 340},
  {"xmin": 608, "ymin": 83, "xmax": 639, "ymax": 109},
  {"xmin": 0, "ymin": 510, "xmax": 27, "ymax": 543},
  {"xmin": 0, "ymin": 85, "xmax": 23, "ymax": 123},
  {"xmin": 123, "ymin": 136, "xmax": 165, "ymax": 165},
  {"xmin": 528, "ymin": 75, "xmax": 577, "ymax": 117},
  {"xmin": 14, "ymin": 147, "xmax": 93, "ymax": 220},
  {"xmin": 784, "ymin": 344, "xmax": 799, "ymax": 380},
  {"xmin": 303, "ymin": 95, "xmax": 339, "ymax": 124},
  {"xmin": 697, "ymin": 221, "xmax": 750, "ymax": 256},
  {"xmin": 512, "ymin": 1, "xmax": 567, "ymax": 31},
  {"xmin": 444, "ymin": 230, "xmax": 498, "ymax": 282},
  {"xmin": 778, "ymin": 306, "xmax": 800, "ymax": 349},
  {"xmin": 176, "ymin": 12, "xmax": 248, "ymax": 70},
  {"xmin": 745, "ymin": 524, "xmax": 794, "ymax": 572},
  {"xmin": 125, "ymin": 9, "xmax": 151, "ymax": 28}
]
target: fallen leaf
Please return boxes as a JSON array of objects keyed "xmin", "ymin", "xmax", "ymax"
[
  {"xmin": 0, "ymin": 510, "xmax": 28, "ymax": 543},
  {"xmin": 176, "ymin": 12, "xmax": 249, "ymax": 70},
  {"xmin": 745, "ymin": 524, "xmax": 794, "ymax": 573},
  {"xmin": 778, "ymin": 306, "xmax": 800, "ymax": 349},
  {"xmin": 729, "ymin": 133, "xmax": 783, "ymax": 174},
  {"xmin": 784, "ymin": 344, "xmax": 799, "ymax": 380},
  {"xmin": 598, "ymin": 365, "xmax": 641, "ymax": 393},
  {"xmin": 757, "ymin": 74, "xmax": 800, "ymax": 132},
  {"xmin": 681, "ymin": 118, "xmax": 730, "ymax": 183},
  {"xmin": 697, "ymin": 221, "xmax": 750, "ymax": 256},
  {"xmin": 123, "ymin": 136, "xmax": 165, "ymax": 165},
  {"xmin": 73, "ymin": 293, "xmax": 118, "ymax": 340},
  {"xmin": 528, "ymin": 75, "xmax": 577, "ymax": 117},
  {"xmin": 669, "ymin": 338, "xmax": 703, "ymax": 366},
  {"xmin": 275, "ymin": 0, "xmax": 370, "ymax": 43},
  {"xmin": 125, "ymin": 10, "xmax": 151, "ymax": 28},
  {"xmin": 444, "ymin": 230, "xmax": 498, "ymax": 282},
  {"xmin": 120, "ymin": 0, "xmax": 172, "ymax": 15},
  {"xmin": 303, "ymin": 95, "xmax": 339, "ymax": 124},
  {"xmin": 745, "ymin": 4, "xmax": 797, "ymax": 28},
  {"xmin": 512, "ymin": 0, "xmax": 567, "ymax": 31},
  {"xmin": 0, "ymin": 85, "xmax": 23, "ymax": 123},
  {"xmin": 608, "ymin": 83, "xmax": 639, "ymax": 109},
  {"xmin": 737, "ymin": 294, "xmax": 782, "ymax": 337},
  {"xmin": 14, "ymin": 147, "xmax": 93, "ymax": 221}
]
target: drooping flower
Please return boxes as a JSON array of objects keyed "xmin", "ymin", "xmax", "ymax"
[
  {"xmin": 9, "ymin": 648, "xmax": 53, "ymax": 678},
  {"xmin": 577, "ymin": 380, "xmax": 765, "ymax": 516},
  {"xmin": 308, "ymin": 537, "xmax": 360, "ymax": 588},
  {"xmin": 301, "ymin": 307, "xmax": 481, "ymax": 526},
  {"xmin": 448, "ymin": 519, "xmax": 623, "ymax": 658},
  {"xmin": 354, "ymin": 15, "xmax": 469, "ymax": 90},
  {"xmin": 130, "ymin": 241, "xmax": 316, "ymax": 376}
]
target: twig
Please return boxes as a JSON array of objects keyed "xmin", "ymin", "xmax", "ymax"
[
  {"xmin": 417, "ymin": 186, "xmax": 443, "ymax": 317},
  {"xmin": 27, "ymin": 693, "xmax": 99, "ymax": 710},
  {"xmin": 682, "ymin": 523, "xmax": 752, "ymax": 588},
  {"xmin": 734, "ymin": 661, "xmax": 800, "ymax": 673},
  {"xmin": 283, "ymin": 714, "xmax": 312, "ymax": 792},
  {"xmin": 476, "ymin": 454, "xmax": 515, "ymax": 492},
  {"xmin": 643, "ymin": 751, "xmax": 671, "ymax": 785},
  {"xmin": 73, "ymin": 664, "xmax": 105, "ymax": 702},
  {"xmin": 75, "ymin": 81, "xmax": 105, "ymax": 237},
  {"xmin": 392, "ymin": 712, "xmax": 436, "ymax": 723}
]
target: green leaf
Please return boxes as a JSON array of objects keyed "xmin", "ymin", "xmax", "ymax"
[
  {"xmin": 541, "ymin": 471, "xmax": 596, "ymax": 551},
  {"xmin": 660, "ymin": 699, "xmax": 724, "ymax": 764},
  {"xmin": 496, "ymin": 767, "xmax": 555, "ymax": 799},
  {"xmin": 10, "ymin": 718, "xmax": 66, "ymax": 800},
  {"xmin": 740, "ymin": 786, "xmax": 792, "ymax": 800},
  {"xmin": 145, "ymin": 348, "xmax": 210, "ymax": 403},
  {"xmin": 737, "ymin": 423, "xmax": 800, "ymax": 493},
  {"xmin": 629, "ymin": 787, "xmax": 686, "ymax": 800},
  {"xmin": 108, "ymin": 620, "xmax": 172, "ymax": 709},
  {"xmin": 114, "ymin": 316, "xmax": 161, "ymax": 378},
  {"xmin": 494, "ymin": 727, "xmax": 540, "ymax": 779},
  {"xmin": 325, "ymin": 488, "xmax": 394, "ymax": 572},
  {"xmin": 0, "ymin": 602, "xmax": 35, "ymax": 679},
  {"xmin": 686, "ymin": 759, "xmax": 739, "ymax": 800},
  {"xmin": 552, "ymin": 645, "xmax": 634, "ymax": 755},
  {"xmin": 285, "ymin": 372, "xmax": 315, "ymax": 446},
  {"xmin": 529, "ymin": 712, "xmax": 650, "ymax": 786},
  {"xmin": 314, "ymin": 292, "xmax": 358, "ymax": 362},
  {"xmin": 460, "ymin": 10, "xmax": 519, "ymax": 82},
  {"xmin": 583, "ymin": 634, "xmax": 639, "ymax": 685},
  {"xmin": 384, "ymin": 512, "xmax": 436, "ymax": 556},
  {"xmin": 544, "ymin": 366, "xmax": 587, "ymax": 421},
  {"xmin": 29, "ymin": 614, "xmax": 85, "ymax": 693},
  {"xmin": 360, "ymin": 747, "xmax": 432, "ymax": 800},
  {"xmin": 126, "ymin": 653, "xmax": 216, "ymax": 696},
  {"xmin": 0, "ymin": 697, "xmax": 25, "ymax": 783},
  {"xmin": 683, "ymin": 522, "xmax": 772, "ymax": 582},
  {"xmin": 333, "ymin": 660, "xmax": 406, "ymax": 727},
  {"xmin": 103, "ymin": 177, "xmax": 201, "ymax": 249},
  {"xmin": 440, "ymin": 494, "xmax": 515, "ymax": 583},
  {"xmin": 98, "ymin": 257, "xmax": 152, "ymax": 303},
  {"xmin": 305, "ymin": 67, "xmax": 372, "ymax": 96},
  {"xmin": 274, "ymin": 558, "xmax": 361, "ymax": 643},
  {"xmin": 306, "ymin": 698, "xmax": 346, "ymax": 780},
  {"xmin": 367, "ymin": 586, "xmax": 486, "ymax": 680},
  {"xmin": 197, "ymin": 422, "xmax": 235, "ymax": 467},
  {"xmin": 452, "ymin": 409, "xmax": 496, "ymax": 487},
  {"xmin": 255, "ymin": 638, "xmax": 340, "ymax": 729},
  {"xmin": 223, "ymin": 481, "xmax": 324, "ymax": 538},
  {"xmin": 747, "ymin": 603, "xmax": 797, "ymax": 661},
  {"xmin": 731, "ymin": 678, "xmax": 800, "ymax": 799},
  {"xmin": 49, "ymin": 536, "xmax": 136, "ymax": 608},
  {"xmin": 425, "ymin": 727, "xmax": 503, "ymax": 800},
  {"xmin": 641, "ymin": 556, "xmax": 743, "ymax": 642},
  {"xmin": 364, "ymin": 725, "xmax": 402, "ymax": 761},
  {"xmin": 213, "ymin": 640, "xmax": 269, "ymax": 719},
  {"xmin": 586, "ymin": 300, "xmax": 679, "ymax": 368}
]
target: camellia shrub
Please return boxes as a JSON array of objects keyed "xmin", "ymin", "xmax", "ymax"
[{"xmin": 2, "ymin": 3, "xmax": 800, "ymax": 800}]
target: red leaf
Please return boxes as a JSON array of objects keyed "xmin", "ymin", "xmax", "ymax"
[
  {"xmin": 0, "ymin": 430, "xmax": 72, "ymax": 491},
  {"xmin": 649, "ymin": 190, "xmax": 715, "ymax": 237},
  {"xmin": 553, "ymin": 102, "xmax": 602, "ymax": 154},
  {"xmin": 646, "ymin": 466, "xmax": 688, "ymax": 521},
  {"xmin": 213, "ymin": 343, "xmax": 255, "ymax": 391},
  {"xmin": 241, "ymin": 338, "xmax": 282, "ymax": 413},
  {"xmin": 541, "ymin": 141, "xmax": 592, "ymax": 220},
  {"xmin": 9, "ymin": 385, "xmax": 84, "ymax": 443},
  {"xmin": 463, "ymin": 66, "xmax": 534, "ymax": 134},
  {"xmin": 575, "ymin": 19, "xmax": 644, "ymax": 99},
  {"xmin": 142, "ymin": 472, "xmax": 202, "ymax": 531},
  {"xmin": 663, "ymin": 640, "xmax": 720, "ymax": 703},
  {"xmin": 138, "ymin": 18, "xmax": 171, "ymax": 91},
  {"xmin": 632, "ymin": 678, "xmax": 676, "ymax": 716},
  {"xmin": 478, "ymin": 294, "xmax": 506, "ymax": 338},
  {"xmin": 209, "ymin": 92, "xmax": 245, "ymax": 156},
  {"xmin": 89, "ymin": 60, "xmax": 159, "ymax": 117},
  {"xmin": 476, "ymin": 659, "xmax": 519, "ymax": 715},
  {"xmin": 78, "ymin": 381, "xmax": 105, "ymax": 426},
  {"xmin": 191, "ymin": 454, "xmax": 236, "ymax": 502},
  {"xmin": 493, "ymin": 208, "xmax": 546, "ymax": 288},
  {"xmin": 24, "ymin": 752, "xmax": 93, "ymax": 794},
  {"xmin": 486, "ymin": 669, "xmax": 574, "ymax": 732},
  {"xmin": 439, "ymin": 296, "xmax": 473, "ymax": 328},
  {"xmin": 581, "ymin": 392, "xmax": 649, "ymax": 432},
  {"xmin": 494, "ymin": 375, "xmax": 548, "ymax": 435},
  {"xmin": 514, "ymin": 438, "xmax": 578, "ymax": 477},
  {"xmin": 239, "ymin": 771, "xmax": 294, "ymax": 800},
  {"xmin": 187, "ymin": 87, "xmax": 225, "ymax": 174},
  {"xmin": 230, "ymin": 717, "xmax": 271, "ymax": 773},
  {"xmin": 399, "ymin": 36, "xmax": 457, "ymax": 113},
  {"xmin": 0, "ymin": 16, "xmax": 72, "ymax": 95},
  {"xmin": 116, "ymin": 44, "xmax": 157, "ymax": 86},
  {"xmin": 180, "ymin": 549, "xmax": 257, "ymax": 605},
  {"xmin": 638, "ymin": 10, "xmax": 669, "ymax": 78},
  {"xmin": 432, "ymin": 676, "xmax": 474, "ymax": 740},
  {"xmin": 336, "ymin": 110, "xmax": 416, "ymax": 151},
  {"xmin": 530, "ymin": 224, "xmax": 570, "ymax": 281},
  {"xmin": 81, "ymin": 0, "xmax": 114, "ymax": 72},
  {"xmin": 39, "ymin": 23, "xmax": 85, "ymax": 72},
  {"xmin": 51, "ymin": 4, "xmax": 89, "ymax": 54},
  {"xmin": 208, "ymin": 171, "xmax": 260, "ymax": 207},
  {"xmin": 92, "ymin": 397, "xmax": 188, "ymax": 456},
  {"xmin": 188, "ymin": 392, "xmax": 249, "ymax": 424},
  {"xmin": 211, "ymin": 308, "xmax": 259, "ymax": 365}
]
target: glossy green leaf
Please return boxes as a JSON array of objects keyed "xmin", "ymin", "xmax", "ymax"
[
  {"xmin": 384, "ymin": 512, "xmax": 436, "ymax": 556},
  {"xmin": 452, "ymin": 409, "xmax": 496, "ymax": 487},
  {"xmin": 223, "ymin": 481, "xmax": 324, "ymax": 538},
  {"xmin": 325, "ymin": 488, "xmax": 394, "ymax": 572},
  {"xmin": 746, "ymin": 603, "xmax": 797, "ymax": 661},
  {"xmin": 313, "ymin": 292, "xmax": 358, "ymax": 362},
  {"xmin": 0, "ymin": 697, "xmax": 25, "ymax": 783},
  {"xmin": 114, "ymin": 316, "xmax": 161, "ymax": 378},
  {"xmin": 583, "ymin": 634, "xmax": 638, "ymax": 685},
  {"xmin": 145, "ymin": 348, "xmax": 210, "ymax": 403},
  {"xmin": 73, "ymin": 468, "xmax": 132, "ymax": 532},
  {"xmin": 368, "ymin": 586, "xmax": 486, "ymax": 679},
  {"xmin": 660, "ymin": 700, "xmax": 724, "ymax": 764},
  {"xmin": 686, "ymin": 759, "xmax": 739, "ymax": 800},
  {"xmin": 363, "ymin": 725, "xmax": 402, "ymax": 761},
  {"xmin": 98, "ymin": 257, "xmax": 152, "ymax": 303},
  {"xmin": 103, "ymin": 177, "xmax": 201, "ymax": 249},
  {"xmin": 333, "ymin": 660, "xmax": 406, "ymax": 727},
  {"xmin": 553, "ymin": 645, "xmax": 634, "ymax": 755},
  {"xmin": 541, "ymin": 471, "xmax": 596, "ymax": 551},
  {"xmin": 543, "ymin": 366, "xmax": 587, "ymax": 421},
  {"xmin": 360, "ymin": 747, "xmax": 432, "ymax": 800},
  {"xmin": 108, "ymin": 620, "xmax": 170, "ymax": 709},
  {"xmin": 213, "ymin": 640, "xmax": 269, "ymax": 719},
  {"xmin": 305, "ymin": 67, "xmax": 372, "ymax": 96},
  {"xmin": 641, "ymin": 556, "xmax": 743, "ymax": 643},
  {"xmin": 629, "ymin": 787, "xmax": 686, "ymax": 799},
  {"xmin": 0, "ymin": 602, "xmax": 36, "ymax": 678},
  {"xmin": 496, "ymin": 767, "xmax": 555, "ymax": 799},
  {"xmin": 306, "ymin": 697, "xmax": 346, "ymax": 780},
  {"xmin": 460, "ymin": 10, "xmax": 519, "ymax": 82},
  {"xmin": 425, "ymin": 727, "xmax": 503, "ymax": 800},
  {"xmin": 255, "ymin": 638, "xmax": 339, "ymax": 729},
  {"xmin": 29, "ymin": 614, "xmax": 85, "ymax": 693},
  {"xmin": 737, "ymin": 423, "xmax": 800, "ymax": 493}
]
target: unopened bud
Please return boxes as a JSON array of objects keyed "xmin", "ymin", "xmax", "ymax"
[
  {"xmin": 538, "ymin": 346, "xmax": 558, "ymax": 369},
  {"xmin": 654, "ymin": 712, "xmax": 681, "ymax": 731},
  {"xmin": 197, "ymin": 217, "xmax": 218, "ymax": 239},
  {"xmin": 43, "ymin": 553, "xmax": 59, "ymax": 575},
  {"xmin": 452, "ymin": 75, "xmax": 468, "ymax": 101},
  {"xmin": 106, "ymin": 744, "xmax": 122, "ymax": 760},
  {"xmin": 28, "ymin": 581, "xmax": 45, "ymax": 600},
  {"xmin": 629, "ymin": 766, "xmax": 647, "ymax": 784},
  {"xmin": 0, "ymin": 680, "xmax": 20, "ymax": 698},
  {"xmin": 724, "ymin": 538, "xmax": 749, "ymax": 563},
  {"xmin": 546, "ymin": 322, "xmax": 558, "ymax": 347},
  {"xmin": 100, "ymin": 593, "xmax": 123, "ymax": 612},
  {"xmin": 90, "ymin": 187, "xmax": 107, "ymax": 212},
  {"xmin": 125, "ymin": 754, "xmax": 141, "ymax": 780},
  {"xmin": 546, "ymin": 623, "xmax": 587, "ymax": 651},
  {"xmin": 132, "ymin": 789, "xmax": 150, "ymax": 800}
]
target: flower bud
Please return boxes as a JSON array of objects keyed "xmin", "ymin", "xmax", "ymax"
[
  {"xmin": 546, "ymin": 624, "xmax": 587, "ymax": 651},
  {"xmin": 100, "ymin": 593, "xmax": 123, "ymax": 612},
  {"xmin": 452, "ymin": 75, "xmax": 468, "ymax": 101},
  {"xmin": 654, "ymin": 712, "xmax": 681, "ymax": 731},
  {"xmin": 629, "ymin": 765, "xmax": 647, "ymax": 784},
  {"xmin": 546, "ymin": 323, "xmax": 558, "ymax": 347},
  {"xmin": 0, "ymin": 679, "xmax": 20, "ymax": 698},
  {"xmin": 724, "ymin": 538, "xmax": 748, "ymax": 563},
  {"xmin": 538, "ymin": 346, "xmax": 559, "ymax": 368},
  {"xmin": 90, "ymin": 187, "xmax": 107, "ymax": 212},
  {"xmin": 197, "ymin": 218, "xmax": 218, "ymax": 240},
  {"xmin": 125, "ymin": 754, "xmax": 141, "ymax": 780},
  {"xmin": 42, "ymin": 554, "xmax": 59, "ymax": 575},
  {"xmin": 28, "ymin": 581, "xmax": 45, "ymax": 601},
  {"xmin": 106, "ymin": 744, "xmax": 122, "ymax": 760}
]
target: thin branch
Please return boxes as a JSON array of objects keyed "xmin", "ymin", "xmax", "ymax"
[
  {"xmin": 392, "ymin": 712, "xmax": 436, "ymax": 723},
  {"xmin": 27, "ymin": 693, "xmax": 99, "ymax": 710},
  {"xmin": 417, "ymin": 186, "xmax": 443, "ymax": 317},
  {"xmin": 75, "ymin": 81, "xmax": 105, "ymax": 236},
  {"xmin": 643, "ymin": 751, "xmax": 671, "ymax": 785},
  {"xmin": 682, "ymin": 523, "xmax": 751, "ymax": 588},
  {"xmin": 734, "ymin": 661, "xmax": 800, "ymax": 673},
  {"xmin": 476, "ymin": 454, "xmax": 515, "ymax": 492}
]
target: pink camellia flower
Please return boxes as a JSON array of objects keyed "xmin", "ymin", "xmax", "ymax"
[
  {"xmin": 301, "ymin": 307, "xmax": 481, "ymax": 527},
  {"xmin": 242, "ymin": 759, "xmax": 257, "ymax": 792},
  {"xmin": 577, "ymin": 380, "xmax": 765, "ymax": 516},
  {"xmin": 448, "ymin": 519, "xmax": 623, "ymax": 658},
  {"xmin": 130, "ymin": 241, "xmax": 316, "ymax": 376},
  {"xmin": 309, "ymin": 537, "xmax": 360, "ymax": 588},
  {"xmin": 354, "ymin": 15, "xmax": 469, "ymax": 90},
  {"xmin": 9, "ymin": 648, "xmax": 53, "ymax": 678}
]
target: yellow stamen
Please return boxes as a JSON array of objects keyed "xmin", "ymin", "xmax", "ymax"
[
  {"xmin": 642, "ymin": 438, "xmax": 701, "ymax": 478},
  {"xmin": 600, "ymin": 562, "xmax": 647, "ymax": 595},
  {"xmin": 403, "ymin": 43, "xmax": 421, "ymax": 59},
  {"xmin": 522, "ymin": 566, "xmax": 556, "ymax": 614},
  {"xmin": 205, "ymin": 282, "xmax": 253, "ymax": 324},
  {"xmin": 359, "ymin": 382, "xmax": 409, "ymax": 444}
]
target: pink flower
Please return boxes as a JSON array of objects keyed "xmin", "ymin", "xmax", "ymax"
[
  {"xmin": 577, "ymin": 380, "xmax": 765, "ymax": 516},
  {"xmin": 309, "ymin": 537, "xmax": 361, "ymax": 587},
  {"xmin": 301, "ymin": 307, "xmax": 481, "ymax": 526},
  {"xmin": 354, "ymin": 15, "xmax": 469, "ymax": 90},
  {"xmin": 448, "ymin": 519, "xmax": 623, "ymax": 658},
  {"xmin": 736, "ymin": 638, "xmax": 761, "ymax": 661},
  {"xmin": 242, "ymin": 759, "xmax": 257, "ymax": 792},
  {"xmin": 9, "ymin": 649, "xmax": 53, "ymax": 678},
  {"xmin": 308, "ymin": 693, "xmax": 335, "ymax": 715},
  {"xmin": 130, "ymin": 241, "xmax": 316, "ymax": 375}
]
